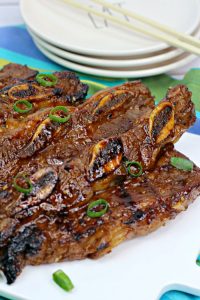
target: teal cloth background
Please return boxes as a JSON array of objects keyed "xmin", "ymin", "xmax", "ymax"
[{"xmin": 0, "ymin": 24, "xmax": 200, "ymax": 300}]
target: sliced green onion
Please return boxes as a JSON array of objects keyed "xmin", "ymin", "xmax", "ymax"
[
  {"xmin": 87, "ymin": 199, "xmax": 109, "ymax": 218},
  {"xmin": 170, "ymin": 157, "xmax": 193, "ymax": 171},
  {"xmin": 53, "ymin": 270, "xmax": 74, "ymax": 292},
  {"xmin": 13, "ymin": 100, "xmax": 32, "ymax": 114},
  {"xmin": 36, "ymin": 73, "xmax": 58, "ymax": 87},
  {"xmin": 125, "ymin": 161, "xmax": 143, "ymax": 177},
  {"xmin": 13, "ymin": 174, "xmax": 33, "ymax": 194},
  {"xmin": 49, "ymin": 106, "xmax": 71, "ymax": 123}
]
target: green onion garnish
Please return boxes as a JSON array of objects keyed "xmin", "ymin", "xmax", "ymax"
[
  {"xmin": 53, "ymin": 270, "xmax": 74, "ymax": 292},
  {"xmin": 36, "ymin": 73, "xmax": 58, "ymax": 87},
  {"xmin": 13, "ymin": 174, "xmax": 33, "ymax": 194},
  {"xmin": 125, "ymin": 161, "xmax": 143, "ymax": 177},
  {"xmin": 87, "ymin": 199, "xmax": 109, "ymax": 218},
  {"xmin": 170, "ymin": 157, "xmax": 193, "ymax": 171},
  {"xmin": 49, "ymin": 106, "xmax": 71, "ymax": 123},
  {"xmin": 13, "ymin": 100, "xmax": 32, "ymax": 114}
]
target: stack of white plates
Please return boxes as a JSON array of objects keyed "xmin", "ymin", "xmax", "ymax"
[{"xmin": 20, "ymin": 0, "xmax": 200, "ymax": 78}]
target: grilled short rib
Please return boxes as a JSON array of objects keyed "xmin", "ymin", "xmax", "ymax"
[
  {"xmin": 0, "ymin": 64, "xmax": 88, "ymax": 128},
  {"xmin": 0, "ymin": 82, "xmax": 194, "ymax": 170},
  {"xmin": 0, "ymin": 65, "xmax": 199, "ymax": 284},
  {"xmin": 0, "ymin": 84, "xmax": 195, "ymax": 217},
  {"xmin": 0, "ymin": 80, "xmax": 154, "ymax": 164},
  {"xmin": 1, "ymin": 147, "xmax": 200, "ymax": 284}
]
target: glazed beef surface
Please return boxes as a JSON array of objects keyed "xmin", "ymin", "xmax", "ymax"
[
  {"xmin": 0, "ymin": 82, "xmax": 195, "ymax": 170},
  {"xmin": 1, "ymin": 147, "xmax": 200, "ymax": 284},
  {"xmin": 0, "ymin": 80, "xmax": 154, "ymax": 167},
  {"xmin": 0, "ymin": 66, "xmax": 88, "ymax": 128},
  {"xmin": 0, "ymin": 64, "xmax": 199, "ymax": 284},
  {"xmin": 0, "ymin": 63, "xmax": 38, "ymax": 89}
]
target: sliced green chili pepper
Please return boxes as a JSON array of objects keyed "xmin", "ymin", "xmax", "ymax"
[
  {"xmin": 170, "ymin": 157, "xmax": 193, "ymax": 171},
  {"xmin": 87, "ymin": 199, "xmax": 109, "ymax": 218},
  {"xmin": 36, "ymin": 73, "xmax": 58, "ymax": 87},
  {"xmin": 53, "ymin": 269, "xmax": 74, "ymax": 292},
  {"xmin": 13, "ymin": 174, "xmax": 33, "ymax": 194},
  {"xmin": 125, "ymin": 161, "xmax": 143, "ymax": 177},
  {"xmin": 13, "ymin": 100, "xmax": 32, "ymax": 114},
  {"xmin": 49, "ymin": 106, "xmax": 71, "ymax": 123}
]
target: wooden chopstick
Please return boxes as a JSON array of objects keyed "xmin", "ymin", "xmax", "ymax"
[
  {"xmin": 62, "ymin": 0, "xmax": 200, "ymax": 56},
  {"xmin": 92, "ymin": 0, "xmax": 200, "ymax": 49}
]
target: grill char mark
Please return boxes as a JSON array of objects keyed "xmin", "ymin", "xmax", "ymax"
[
  {"xmin": 0, "ymin": 226, "xmax": 44, "ymax": 284},
  {"xmin": 10, "ymin": 84, "xmax": 39, "ymax": 99},
  {"xmin": 88, "ymin": 138, "xmax": 123, "ymax": 182},
  {"xmin": 151, "ymin": 106, "xmax": 173, "ymax": 141}
]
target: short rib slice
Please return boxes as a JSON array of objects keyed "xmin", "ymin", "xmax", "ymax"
[
  {"xmin": 0, "ymin": 147, "xmax": 199, "ymax": 284},
  {"xmin": 0, "ymin": 84, "xmax": 195, "ymax": 216},
  {"xmin": 0, "ymin": 80, "xmax": 154, "ymax": 166},
  {"xmin": 0, "ymin": 63, "xmax": 38, "ymax": 89},
  {"xmin": 0, "ymin": 66, "xmax": 88, "ymax": 128},
  {"xmin": 0, "ymin": 83, "xmax": 195, "ymax": 170}
]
